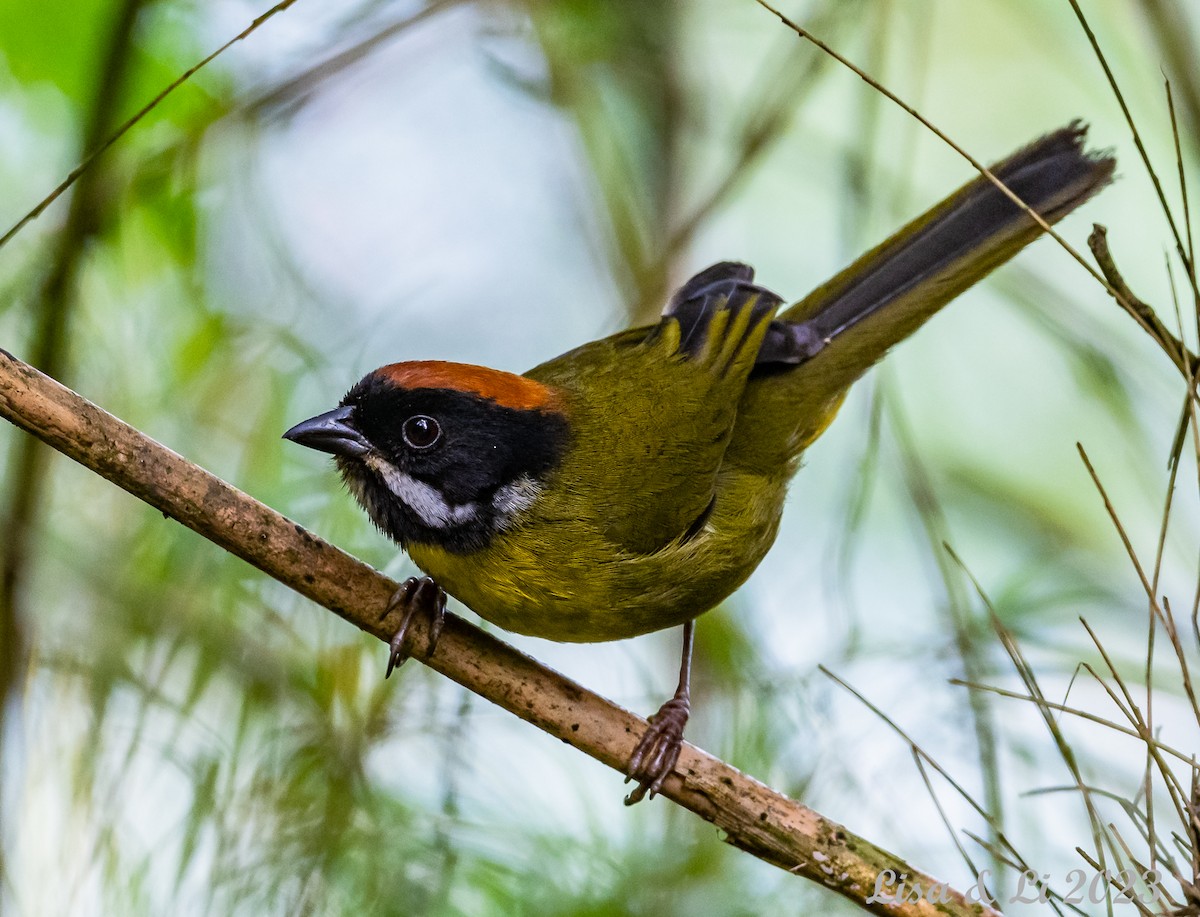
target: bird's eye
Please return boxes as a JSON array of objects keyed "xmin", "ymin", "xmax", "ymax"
[{"xmin": 402, "ymin": 415, "xmax": 441, "ymax": 450}]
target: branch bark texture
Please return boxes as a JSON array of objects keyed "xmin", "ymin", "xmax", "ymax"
[{"xmin": 0, "ymin": 346, "xmax": 1000, "ymax": 917}]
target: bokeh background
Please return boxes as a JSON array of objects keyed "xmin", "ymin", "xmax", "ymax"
[{"xmin": 1, "ymin": 0, "xmax": 1198, "ymax": 914}]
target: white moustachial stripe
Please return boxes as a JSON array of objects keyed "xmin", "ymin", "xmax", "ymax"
[
  {"xmin": 364, "ymin": 456, "xmax": 543, "ymax": 532},
  {"xmin": 368, "ymin": 456, "xmax": 479, "ymax": 529}
]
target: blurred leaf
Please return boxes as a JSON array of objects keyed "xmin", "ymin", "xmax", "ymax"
[{"xmin": 0, "ymin": 0, "xmax": 115, "ymax": 106}]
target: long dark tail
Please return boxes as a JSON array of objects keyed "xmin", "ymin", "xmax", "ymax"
[{"xmin": 729, "ymin": 122, "xmax": 1115, "ymax": 472}]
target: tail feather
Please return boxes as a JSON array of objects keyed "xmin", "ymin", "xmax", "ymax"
[
  {"xmin": 727, "ymin": 122, "xmax": 1115, "ymax": 472},
  {"xmin": 763, "ymin": 122, "xmax": 1114, "ymax": 368}
]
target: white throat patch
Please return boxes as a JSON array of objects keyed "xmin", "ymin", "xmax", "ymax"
[
  {"xmin": 366, "ymin": 455, "xmax": 479, "ymax": 529},
  {"xmin": 362, "ymin": 455, "xmax": 542, "ymax": 531}
]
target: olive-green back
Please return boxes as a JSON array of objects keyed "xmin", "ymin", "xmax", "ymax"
[{"xmin": 527, "ymin": 304, "xmax": 775, "ymax": 555}]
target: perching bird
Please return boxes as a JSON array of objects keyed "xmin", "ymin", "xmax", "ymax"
[{"xmin": 285, "ymin": 124, "xmax": 1114, "ymax": 803}]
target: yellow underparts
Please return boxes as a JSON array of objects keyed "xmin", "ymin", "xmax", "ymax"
[{"xmin": 407, "ymin": 466, "xmax": 787, "ymax": 643}]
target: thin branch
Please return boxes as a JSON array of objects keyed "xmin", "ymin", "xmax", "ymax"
[
  {"xmin": 754, "ymin": 3, "xmax": 1099, "ymax": 283},
  {"xmin": 1088, "ymin": 225, "xmax": 1199, "ymax": 378},
  {"xmin": 0, "ymin": 350, "xmax": 1000, "ymax": 916},
  {"xmin": 245, "ymin": 0, "xmax": 458, "ymax": 117},
  {"xmin": 884, "ymin": 391, "xmax": 1006, "ymax": 881},
  {"xmin": 1065, "ymin": 0, "xmax": 1198, "ymax": 293},
  {"xmin": 753, "ymin": 0, "xmax": 1194, "ymax": 384},
  {"xmin": 949, "ymin": 679, "xmax": 1194, "ymax": 768},
  {"xmin": 0, "ymin": 0, "xmax": 301, "ymax": 250}
]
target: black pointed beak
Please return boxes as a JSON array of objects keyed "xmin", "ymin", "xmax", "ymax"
[{"xmin": 283, "ymin": 406, "xmax": 372, "ymax": 457}]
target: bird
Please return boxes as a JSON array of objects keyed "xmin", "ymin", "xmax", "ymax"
[{"xmin": 284, "ymin": 123, "xmax": 1114, "ymax": 804}]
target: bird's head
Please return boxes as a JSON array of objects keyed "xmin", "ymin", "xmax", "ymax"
[{"xmin": 284, "ymin": 361, "xmax": 569, "ymax": 553}]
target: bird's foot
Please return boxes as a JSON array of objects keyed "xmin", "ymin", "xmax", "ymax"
[
  {"xmin": 624, "ymin": 693, "xmax": 690, "ymax": 805},
  {"xmin": 379, "ymin": 576, "xmax": 446, "ymax": 677}
]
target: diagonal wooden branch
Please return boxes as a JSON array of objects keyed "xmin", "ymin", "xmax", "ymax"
[{"xmin": 0, "ymin": 345, "xmax": 1000, "ymax": 917}]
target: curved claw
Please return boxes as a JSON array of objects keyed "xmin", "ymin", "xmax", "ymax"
[
  {"xmin": 381, "ymin": 576, "xmax": 446, "ymax": 678},
  {"xmin": 624, "ymin": 694, "xmax": 690, "ymax": 805}
]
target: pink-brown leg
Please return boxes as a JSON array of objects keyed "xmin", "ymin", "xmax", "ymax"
[{"xmin": 625, "ymin": 620, "xmax": 694, "ymax": 804}]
